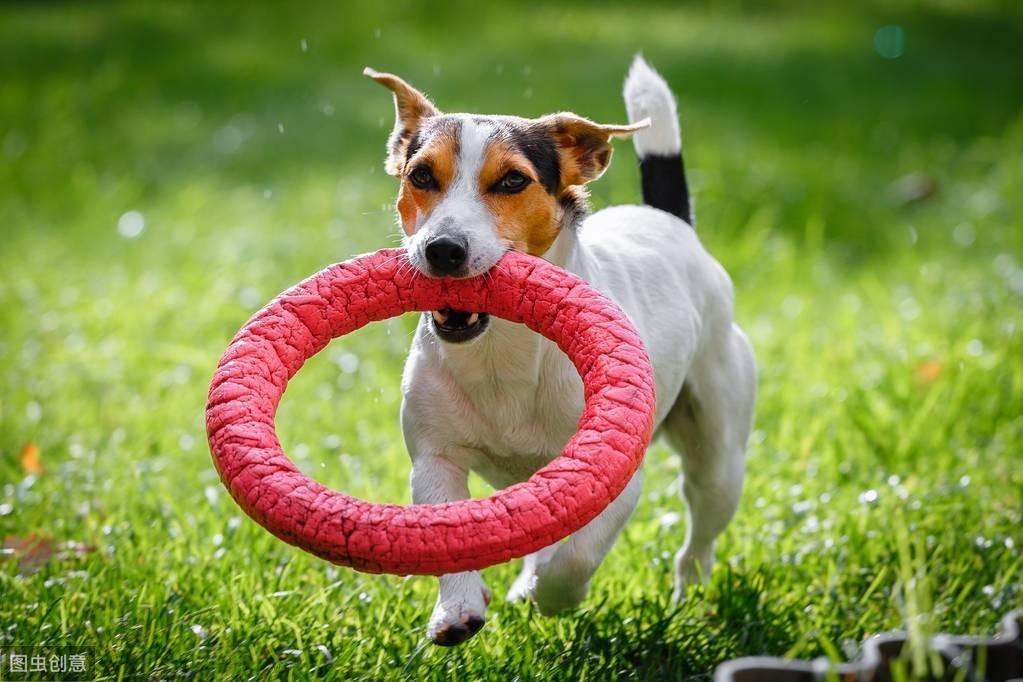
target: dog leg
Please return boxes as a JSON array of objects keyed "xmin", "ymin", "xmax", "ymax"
[
  {"xmin": 526, "ymin": 468, "xmax": 644, "ymax": 615},
  {"xmin": 410, "ymin": 455, "xmax": 491, "ymax": 646},
  {"xmin": 662, "ymin": 325, "xmax": 755, "ymax": 602},
  {"xmin": 506, "ymin": 544, "xmax": 559, "ymax": 603}
]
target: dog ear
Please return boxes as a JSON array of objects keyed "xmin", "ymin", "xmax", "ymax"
[
  {"xmin": 364, "ymin": 67, "xmax": 441, "ymax": 175},
  {"xmin": 538, "ymin": 113, "xmax": 650, "ymax": 187}
]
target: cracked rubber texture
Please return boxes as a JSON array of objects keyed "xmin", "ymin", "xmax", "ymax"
[{"xmin": 206, "ymin": 248, "xmax": 656, "ymax": 576}]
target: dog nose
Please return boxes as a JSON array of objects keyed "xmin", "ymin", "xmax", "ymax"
[{"xmin": 424, "ymin": 235, "xmax": 468, "ymax": 275}]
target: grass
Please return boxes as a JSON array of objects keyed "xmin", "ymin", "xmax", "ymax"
[{"xmin": 1, "ymin": 1, "xmax": 1021, "ymax": 679}]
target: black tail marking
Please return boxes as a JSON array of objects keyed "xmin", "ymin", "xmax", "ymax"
[{"xmin": 639, "ymin": 153, "xmax": 692, "ymax": 226}]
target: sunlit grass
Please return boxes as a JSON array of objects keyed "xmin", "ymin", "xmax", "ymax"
[{"xmin": 1, "ymin": 2, "xmax": 1021, "ymax": 679}]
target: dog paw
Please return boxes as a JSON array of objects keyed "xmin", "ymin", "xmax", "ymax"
[
  {"xmin": 506, "ymin": 570, "xmax": 535, "ymax": 603},
  {"xmin": 428, "ymin": 612, "xmax": 486, "ymax": 647},
  {"xmin": 532, "ymin": 580, "xmax": 588, "ymax": 616},
  {"xmin": 672, "ymin": 547, "xmax": 714, "ymax": 604},
  {"xmin": 530, "ymin": 561, "xmax": 590, "ymax": 615},
  {"xmin": 427, "ymin": 581, "xmax": 491, "ymax": 646}
]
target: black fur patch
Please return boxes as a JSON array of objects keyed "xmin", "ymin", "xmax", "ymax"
[
  {"xmin": 404, "ymin": 129, "xmax": 424, "ymax": 162},
  {"xmin": 639, "ymin": 154, "xmax": 692, "ymax": 226},
  {"xmin": 507, "ymin": 124, "xmax": 560, "ymax": 194},
  {"xmin": 404, "ymin": 117, "xmax": 462, "ymax": 165}
]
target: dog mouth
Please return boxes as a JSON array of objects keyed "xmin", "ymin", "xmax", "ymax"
[{"xmin": 428, "ymin": 308, "xmax": 490, "ymax": 343}]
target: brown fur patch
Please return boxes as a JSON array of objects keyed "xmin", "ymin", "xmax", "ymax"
[
  {"xmin": 540, "ymin": 113, "xmax": 648, "ymax": 187},
  {"xmin": 364, "ymin": 68, "xmax": 441, "ymax": 176},
  {"xmin": 479, "ymin": 138, "xmax": 560, "ymax": 255},
  {"xmin": 395, "ymin": 130, "xmax": 458, "ymax": 235}
]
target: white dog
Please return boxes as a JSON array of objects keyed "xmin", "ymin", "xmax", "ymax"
[{"xmin": 365, "ymin": 56, "xmax": 756, "ymax": 646}]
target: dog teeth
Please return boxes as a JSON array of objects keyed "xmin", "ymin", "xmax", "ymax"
[
  {"xmin": 467, "ymin": 313, "xmax": 479, "ymax": 326},
  {"xmin": 431, "ymin": 310, "xmax": 449, "ymax": 324}
]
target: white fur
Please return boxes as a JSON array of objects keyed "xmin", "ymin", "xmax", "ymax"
[
  {"xmin": 623, "ymin": 55, "xmax": 682, "ymax": 157},
  {"xmin": 397, "ymin": 61, "xmax": 756, "ymax": 645}
]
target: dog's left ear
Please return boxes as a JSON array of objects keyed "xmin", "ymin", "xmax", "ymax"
[
  {"xmin": 364, "ymin": 67, "xmax": 441, "ymax": 175},
  {"xmin": 539, "ymin": 113, "xmax": 650, "ymax": 188}
]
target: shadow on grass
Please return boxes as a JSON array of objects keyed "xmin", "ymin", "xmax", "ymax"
[{"xmin": 392, "ymin": 567, "xmax": 802, "ymax": 681}]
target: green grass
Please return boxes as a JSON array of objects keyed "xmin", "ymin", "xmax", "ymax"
[{"xmin": 2, "ymin": 1, "xmax": 1022, "ymax": 679}]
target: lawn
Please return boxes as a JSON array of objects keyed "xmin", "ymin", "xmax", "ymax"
[{"xmin": 1, "ymin": 1, "xmax": 1021, "ymax": 679}]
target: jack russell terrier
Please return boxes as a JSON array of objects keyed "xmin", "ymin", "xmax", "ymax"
[{"xmin": 364, "ymin": 56, "xmax": 756, "ymax": 646}]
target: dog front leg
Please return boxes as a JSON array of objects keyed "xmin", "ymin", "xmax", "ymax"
[
  {"xmin": 528, "ymin": 468, "xmax": 644, "ymax": 615},
  {"xmin": 410, "ymin": 454, "xmax": 491, "ymax": 646}
]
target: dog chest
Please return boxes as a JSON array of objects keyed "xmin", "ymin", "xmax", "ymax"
[{"xmin": 461, "ymin": 355, "xmax": 584, "ymax": 487}]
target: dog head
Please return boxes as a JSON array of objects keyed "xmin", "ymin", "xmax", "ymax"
[{"xmin": 366, "ymin": 67, "xmax": 647, "ymax": 342}]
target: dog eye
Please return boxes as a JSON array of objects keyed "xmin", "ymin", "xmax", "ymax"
[
  {"xmin": 495, "ymin": 170, "xmax": 530, "ymax": 193},
  {"xmin": 409, "ymin": 166, "xmax": 436, "ymax": 190}
]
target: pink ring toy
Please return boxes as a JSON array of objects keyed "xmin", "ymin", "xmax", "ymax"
[{"xmin": 206, "ymin": 248, "xmax": 655, "ymax": 576}]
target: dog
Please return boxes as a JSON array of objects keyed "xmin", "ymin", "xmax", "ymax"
[{"xmin": 365, "ymin": 56, "xmax": 756, "ymax": 646}]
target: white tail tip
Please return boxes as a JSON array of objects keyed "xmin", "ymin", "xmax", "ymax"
[{"xmin": 623, "ymin": 55, "xmax": 681, "ymax": 158}]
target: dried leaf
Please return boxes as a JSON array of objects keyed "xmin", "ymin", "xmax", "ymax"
[
  {"xmin": 20, "ymin": 442, "xmax": 44, "ymax": 474},
  {"xmin": 3, "ymin": 533, "xmax": 54, "ymax": 573},
  {"xmin": 916, "ymin": 360, "xmax": 942, "ymax": 384},
  {"xmin": 1, "ymin": 534, "xmax": 95, "ymax": 574},
  {"xmin": 890, "ymin": 172, "xmax": 937, "ymax": 206}
]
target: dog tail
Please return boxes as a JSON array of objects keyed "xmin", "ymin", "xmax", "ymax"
[{"xmin": 623, "ymin": 55, "xmax": 693, "ymax": 227}]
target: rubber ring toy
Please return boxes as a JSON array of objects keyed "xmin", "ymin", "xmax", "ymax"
[{"xmin": 206, "ymin": 248, "xmax": 656, "ymax": 576}]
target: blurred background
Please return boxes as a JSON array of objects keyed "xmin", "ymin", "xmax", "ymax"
[{"xmin": 1, "ymin": 2, "xmax": 1021, "ymax": 680}]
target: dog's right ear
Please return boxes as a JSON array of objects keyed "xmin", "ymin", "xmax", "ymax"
[{"xmin": 364, "ymin": 67, "xmax": 440, "ymax": 176}]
